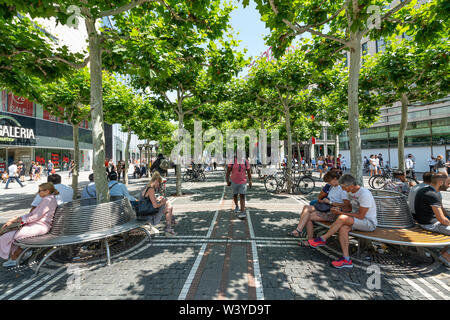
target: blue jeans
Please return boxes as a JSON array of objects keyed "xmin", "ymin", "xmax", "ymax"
[
  {"xmin": 310, "ymin": 199, "xmax": 318, "ymax": 206},
  {"xmin": 5, "ymin": 176, "xmax": 24, "ymax": 188}
]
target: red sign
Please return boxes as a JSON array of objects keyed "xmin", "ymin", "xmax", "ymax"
[
  {"xmin": 63, "ymin": 156, "xmax": 69, "ymax": 163},
  {"xmin": 35, "ymin": 156, "xmax": 45, "ymax": 164},
  {"xmin": 312, "ymin": 137, "xmax": 316, "ymax": 145},
  {"xmin": 0, "ymin": 162, "xmax": 5, "ymax": 172},
  {"xmin": 7, "ymin": 93, "xmax": 34, "ymax": 116},
  {"xmin": 51, "ymin": 153, "xmax": 60, "ymax": 165},
  {"xmin": 43, "ymin": 107, "xmax": 64, "ymax": 123}
]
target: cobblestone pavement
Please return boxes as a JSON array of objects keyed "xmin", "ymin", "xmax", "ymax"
[{"xmin": 0, "ymin": 169, "xmax": 449, "ymax": 300}]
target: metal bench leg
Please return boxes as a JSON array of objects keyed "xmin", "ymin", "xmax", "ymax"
[
  {"xmin": 104, "ymin": 239, "xmax": 111, "ymax": 266},
  {"xmin": 140, "ymin": 227, "xmax": 153, "ymax": 244},
  {"xmin": 16, "ymin": 247, "xmax": 32, "ymax": 266},
  {"xmin": 34, "ymin": 247, "xmax": 60, "ymax": 278}
]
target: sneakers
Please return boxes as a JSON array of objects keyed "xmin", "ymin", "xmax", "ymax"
[
  {"xmin": 234, "ymin": 206, "xmax": 240, "ymax": 214},
  {"xmin": 238, "ymin": 211, "xmax": 246, "ymax": 219},
  {"xmin": 308, "ymin": 237, "xmax": 326, "ymax": 248},
  {"xmin": 438, "ymin": 255, "xmax": 450, "ymax": 268},
  {"xmin": 331, "ymin": 257, "xmax": 353, "ymax": 269},
  {"xmin": 2, "ymin": 259, "xmax": 17, "ymax": 268}
]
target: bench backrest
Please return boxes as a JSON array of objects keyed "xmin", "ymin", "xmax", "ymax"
[
  {"xmin": 370, "ymin": 189, "xmax": 415, "ymax": 229},
  {"xmin": 49, "ymin": 197, "xmax": 137, "ymax": 236}
]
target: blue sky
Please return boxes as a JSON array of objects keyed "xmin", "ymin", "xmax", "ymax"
[{"xmin": 229, "ymin": 1, "xmax": 271, "ymax": 63}]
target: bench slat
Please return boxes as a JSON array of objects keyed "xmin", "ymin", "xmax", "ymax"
[{"xmin": 315, "ymin": 221, "xmax": 450, "ymax": 247}]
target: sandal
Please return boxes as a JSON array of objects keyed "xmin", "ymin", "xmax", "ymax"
[
  {"xmin": 288, "ymin": 229, "xmax": 302, "ymax": 238},
  {"xmin": 165, "ymin": 228, "xmax": 177, "ymax": 237}
]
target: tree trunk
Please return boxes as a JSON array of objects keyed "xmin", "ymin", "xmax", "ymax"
[
  {"xmin": 124, "ymin": 129, "xmax": 131, "ymax": 185},
  {"xmin": 72, "ymin": 124, "xmax": 80, "ymax": 200},
  {"xmin": 348, "ymin": 31, "xmax": 364, "ymax": 186},
  {"xmin": 285, "ymin": 108, "xmax": 293, "ymax": 192},
  {"xmin": 398, "ymin": 93, "xmax": 409, "ymax": 172},
  {"xmin": 86, "ymin": 17, "xmax": 109, "ymax": 203},
  {"xmin": 335, "ymin": 133, "xmax": 340, "ymax": 168},
  {"xmin": 176, "ymin": 113, "xmax": 184, "ymax": 196}
]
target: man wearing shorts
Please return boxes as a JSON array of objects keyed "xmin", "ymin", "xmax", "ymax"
[
  {"xmin": 308, "ymin": 174, "xmax": 377, "ymax": 268},
  {"xmin": 226, "ymin": 156, "xmax": 252, "ymax": 219}
]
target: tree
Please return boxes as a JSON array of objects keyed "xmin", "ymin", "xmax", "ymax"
[
  {"xmin": 244, "ymin": 0, "xmax": 438, "ymax": 185},
  {"xmin": 4, "ymin": 0, "xmax": 235, "ymax": 203},
  {"xmin": 361, "ymin": 37, "xmax": 449, "ymax": 171},
  {"xmin": 106, "ymin": 6, "xmax": 247, "ymax": 195},
  {"xmin": 248, "ymin": 49, "xmax": 317, "ymax": 192},
  {"xmin": 37, "ymin": 68, "xmax": 91, "ymax": 199}
]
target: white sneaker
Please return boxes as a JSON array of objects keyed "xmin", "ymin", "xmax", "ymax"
[
  {"xmin": 238, "ymin": 211, "xmax": 246, "ymax": 219},
  {"xmin": 2, "ymin": 259, "xmax": 17, "ymax": 268}
]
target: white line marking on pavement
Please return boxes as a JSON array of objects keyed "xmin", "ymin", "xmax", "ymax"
[
  {"xmin": 403, "ymin": 278, "xmax": 436, "ymax": 300},
  {"xmin": 177, "ymin": 182, "xmax": 226, "ymax": 300},
  {"xmin": 247, "ymin": 209, "xmax": 264, "ymax": 300},
  {"xmin": 0, "ymin": 271, "xmax": 48, "ymax": 300},
  {"xmin": 7, "ymin": 266, "xmax": 66, "ymax": 300},
  {"xmin": 416, "ymin": 277, "xmax": 449, "ymax": 300},
  {"xmin": 430, "ymin": 276, "xmax": 450, "ymax": 293}
]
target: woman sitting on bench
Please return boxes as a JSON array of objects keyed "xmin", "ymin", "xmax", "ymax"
[
  {"xmin": 0, "ymin": 182, "xmax": 59, "ymax": 267},
  {"xmin": 141, "ymin": 172, "xmax": 177, "ymax": 237}
]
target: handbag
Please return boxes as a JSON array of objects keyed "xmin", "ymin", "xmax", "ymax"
[
  {"xmin": 134, "ymin": 187, "xmax": 159, "ymax": 217},
  {"xmin": 313, "ymin": 201, "xmax": 332, "ymax": 212},
  {"xmin": 0, "ymin": 220, "xmax": 23, "ymax": 236}
]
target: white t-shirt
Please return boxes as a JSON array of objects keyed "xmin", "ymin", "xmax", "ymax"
[
  {"xmin": 8, "ymin": 164, "xmax": 17, "ymax": 177},
  {"xmin": 31, "ymin": 183, "xmax": 74, "ymax": 206},
  {"xmin": 341, "ymin": 158, "xmax": 346, "ymax": 165},
  {"xmin": 405, "ymin": 158, "xmax": 415, "ymax": 169},
  {"xmin": 343, "ymin": 187, "xmax": 377, "ymax": 226},
  {"xmin": 427, "ymin": 158, "xmax": 436, "ymax": 166},
  {"xmin": 328, "ymin": 185, "xmax": 345, "ymax": 204}
]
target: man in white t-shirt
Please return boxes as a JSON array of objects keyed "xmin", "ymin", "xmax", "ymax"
[
  {"xmin": 5, "ymin": 162, "xmax": 24, "ymax": 189},
  {"xmin": 308, "ymin": 174, "xmax": 377, "ymax": 269},
  {"xmin": 30, "ymin": 174, "xmax": 73, "ymax": 209}
]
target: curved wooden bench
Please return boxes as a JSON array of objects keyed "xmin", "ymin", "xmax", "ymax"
[
  {"xmin": 315, "ymin": 221, "xmax": 450, "ymax": 247},
  {"xmin": 314, "ymin": 189, "xmax": 450, "ymax": 249},
  {"xmin": 14, "ymin": 197, "xmax": 152, "ymax": 276}
]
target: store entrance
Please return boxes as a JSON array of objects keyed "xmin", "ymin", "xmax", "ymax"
[{"xmin": 0, "ymin": 147, "xmax": 33, "ymax": 173}]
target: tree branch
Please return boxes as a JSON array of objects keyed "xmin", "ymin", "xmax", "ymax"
[
  {"xmin": 37, "ymin": 55, "xmax": 90, "ymax": 69},
  {"xmin": 99, "ymin": 0, "xmax": 155, "ymax": 17}
]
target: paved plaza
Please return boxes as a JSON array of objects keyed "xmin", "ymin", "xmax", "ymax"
[{"xmin": 0, "ymin": 169, "xmax": 449, "ymax": 300}]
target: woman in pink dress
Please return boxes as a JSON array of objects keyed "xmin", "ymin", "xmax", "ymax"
[{"xmin": 1, "ymin": 182, "xmax": 59, "ymax": 267}]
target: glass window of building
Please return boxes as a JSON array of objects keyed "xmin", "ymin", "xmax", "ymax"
[{"xmin": 376, "ymin": 38, "xmax": 386, "ymax": 53}]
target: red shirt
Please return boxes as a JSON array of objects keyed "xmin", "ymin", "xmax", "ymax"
[{"xmin": 228, "ymin": 159, "xmax": 250, "ymax": 184}]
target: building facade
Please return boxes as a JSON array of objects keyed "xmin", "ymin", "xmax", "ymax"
[{"xmin": 0, "ymin": 91, "xmax": 101, "ymax": 172}]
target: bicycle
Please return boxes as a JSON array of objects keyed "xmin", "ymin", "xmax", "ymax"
[
  {"xmin": 264, "ymin": 169, "xmax": 315, "ymax": 194},
  {"xmin": 369, "ymin": 167, "xmax": 418, "ymax": 189},
  {"xmin": 183, "ymin": 167, "xmax": 206, "ymax": 182}
]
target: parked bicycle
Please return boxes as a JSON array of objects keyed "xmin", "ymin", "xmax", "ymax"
[
  {"xmin": 264, "ymin": 169, "xmax": 315, "ymax": 195},
  {"xmin": 369, "ymin": 167, "xmax": 418, "ymax": 189},
  {"xmin": 183, "ymin": 167, "xmax": 206, "ymax": 182}
]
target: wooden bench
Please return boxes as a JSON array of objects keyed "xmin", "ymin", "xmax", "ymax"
[
  {"xmin": 314, "ymin": 189, "xmax": 450, "ymax": 254},
  {"xmin": 14, "ymin": 197, "xmax": 152, "ymax": 277}
]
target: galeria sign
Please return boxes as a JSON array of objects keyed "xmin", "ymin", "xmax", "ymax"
[{"xmin": 0, "ymin": 125, "xmax": 35, "ymax": 139}]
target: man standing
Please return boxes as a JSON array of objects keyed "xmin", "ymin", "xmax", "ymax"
[
  {"xmin": 5, "ymin": 161, "xmax": 24, "ymax": 189},
  {"xmin": 427, "ymin": 156, "xmax": 436, "ymax": 173},
  {"xmin": 341, "ymin": 156, "xmax": 347, "ymax": 172},
  {"xmin": 226, "ymin": 156, "xmax": 252, "ymax": 220},
  {"xmin": 414, "ymin": 173, "xmax": 450, "ymax": 268},
  {"xmin": 308, "ymin": 174, "xmax": 377, "ymax": 268},
  {"xmin": 47, "ymin": 160, "xmax": 54, "ymax": 176},
  {"xmin": 405, "ymin": 154, "xmax": 416, "ymax": 179},
  {"xmin": 378, "ymin": 153, "xmax": 384, "ymax": 168}
]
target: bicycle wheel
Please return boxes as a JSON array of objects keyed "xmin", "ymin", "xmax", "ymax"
[
  {"xmin": 296, "ymin": 176, "xmax": 315, "ymax": 194},
  {"xmin": 264, "ymin": 176, "xmax": 278, "ymax": 193},
  {"xmin": 371, "ymin": 175, "xmax": 386, "ymax": 189},
  {"xmin": 183, "ymin": 172, "xmax": 192, "ymax": 182},
  {"xmin": 200, "ymin": 172, "xmax": 206, "ymax": 182}
]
